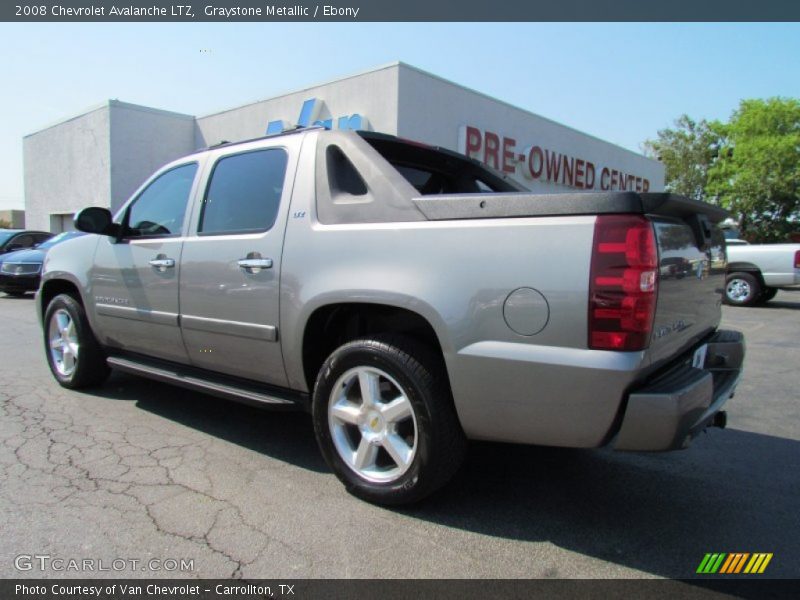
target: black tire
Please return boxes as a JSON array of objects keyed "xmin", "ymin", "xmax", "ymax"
[
  {"xmin": 724, "ymin": 272, "xmax": 761, "ymax": 307},
  {"xmin": 43, "ymin": 293, "xmax": 110, "ymax": 389},
  {"xmin": 312, "ymin": 334, "xmax": 466, "ymax": 505},
  {"xmin": 758, "ymin": 287, "xmax": 778, "ymax": 304}
]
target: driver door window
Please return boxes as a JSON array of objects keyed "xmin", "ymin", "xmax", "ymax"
[{"xmin": 126, "ymin": 163, "xmax": 198, "ymax": 237}]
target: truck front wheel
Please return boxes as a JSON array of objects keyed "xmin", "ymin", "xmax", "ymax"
[
  {"xmin": 312, "ymin": 335, "xmax": 466, "ymax": 505},
  {"xmin": 44, "ymin": 293, "xmax": 110, "ymax": 389},
  {"xmin": 725, "ymin": 272, "xmax": 761, "ymax": 307}
]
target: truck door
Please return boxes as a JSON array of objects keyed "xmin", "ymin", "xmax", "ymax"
[
  {"xmin": 178, "ymin": 142, "xmax": 297, "ymax": 387},
  {"xmin": 91, "ymin": 162, "xmax": 199, "ymax": 363}
]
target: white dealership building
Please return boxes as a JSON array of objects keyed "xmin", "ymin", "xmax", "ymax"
[{"xmin": 23, "ymin": 62, "xmax": 664, "ymax": 232}]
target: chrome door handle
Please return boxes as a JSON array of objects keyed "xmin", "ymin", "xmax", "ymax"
[
  {"xmin": 149, "ymin": 257, "xmax": 175, "ymax": 271},
  {"xmin": 238, "ymin": 257, "xmax": 273, "ymax": 272}
]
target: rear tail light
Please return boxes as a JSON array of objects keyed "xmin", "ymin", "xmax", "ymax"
[
  {"xmin": 589, "ymin": 215, "xmax": 658, "ymax": 351},
  {"xmin": 794, "ymin": 250, "xmax": 800, "ymax": 269}
]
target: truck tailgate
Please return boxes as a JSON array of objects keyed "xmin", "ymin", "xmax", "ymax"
[{"xmin": 646, "ymin": 217, "xmax": 726, "ymax": 368}]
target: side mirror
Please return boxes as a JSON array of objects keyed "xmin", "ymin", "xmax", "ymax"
[{"xmin": 74, "ymin": 207, "xmax": 120, "ymax": 237}]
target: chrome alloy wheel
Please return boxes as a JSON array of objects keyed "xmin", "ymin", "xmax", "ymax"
[
  {"xmin": 48, "ymin": 308, "xmax": 79, "ymax": 377},
  {"xmin": 726, "ymin": 278, "xmax": 751, "ymax": 303},
  {"xmin": 328, "ymin": 366, "xmax": 418, "ymax": 483}
]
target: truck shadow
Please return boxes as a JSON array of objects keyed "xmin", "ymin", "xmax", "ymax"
[
  {"xmin": 754, "ymin": 290, "xmax": 800, "ymax": 310},
  {"xmin": 92, "ymin": 371, "xmax": 327, "ymax": 473},
  {"xmin": 0, "ymin": 293, "xmax": 34, "ymax": 301},
  {"xmin": 404, "ymin": 430, "xmax": 800, "ymax": 579},
  {"xmin": 89, "ymin": 372, "xmax": 798, "ymax": 580},
  {"xmin": 748, "ymin": 300, "xmax": 800, "ymax": 310}
]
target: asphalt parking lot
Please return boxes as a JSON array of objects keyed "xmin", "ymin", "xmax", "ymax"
[{"xmin": 0, "ymin": 291, "xmax": 797, "ymax": 580}]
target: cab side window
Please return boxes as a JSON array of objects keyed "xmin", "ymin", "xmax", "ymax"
[
  {"xmin": 126, "ymin": 163, "xmax": 198, "ymax": 237},
  {"xmin": 199, "ymin": 149, "xmax": 288, "ymax": 235}
]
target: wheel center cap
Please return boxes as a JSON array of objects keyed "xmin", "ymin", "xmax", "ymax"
[{"xmin": 362, "ymin": 410, "xmax": 384, "ymax": 434}]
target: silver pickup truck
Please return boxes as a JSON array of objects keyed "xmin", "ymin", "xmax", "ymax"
[{"xmin": 38, "ymin": 128, "xmax": 745, "ymax": 504}]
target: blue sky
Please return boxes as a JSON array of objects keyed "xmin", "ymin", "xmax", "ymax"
[{"xmin": 1, "ymin": 22, "xmax": 799, "ymax": 210}]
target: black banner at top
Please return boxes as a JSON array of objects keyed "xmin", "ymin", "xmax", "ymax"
[{"xmin": 3, "ymin": 0, "xmax": 800, "ymax": 22}]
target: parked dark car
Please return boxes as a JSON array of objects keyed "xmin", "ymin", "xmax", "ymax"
[
  {"xmin": 0, "ymin": 229, "xmax": 53, "ymax": 255},
  {"xmin": 0, "ymin": 232, "xmax": 83, "ymax": 296},
  {"xmin": 659, "ymin": 256, "xmax": 694, "ymax": 279}
]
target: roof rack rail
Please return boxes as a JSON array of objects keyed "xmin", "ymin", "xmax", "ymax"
[{"xmin": 194, "ymin": 125, "xmax": 327, "ymax": 154}]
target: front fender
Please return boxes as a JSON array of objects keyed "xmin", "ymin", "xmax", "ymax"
[{"xmin": 39, "ymin": 235, "xmax": 100, "ymax": 328}]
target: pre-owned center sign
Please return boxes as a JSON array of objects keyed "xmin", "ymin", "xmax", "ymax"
[{"xmin": 459, "ymin": 126, "xmax": 651, "ymax": 193}]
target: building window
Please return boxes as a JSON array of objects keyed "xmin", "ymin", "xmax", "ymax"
[{"xmin": 49, "ymin": 213, "xmax": 76, "ymax": 234}]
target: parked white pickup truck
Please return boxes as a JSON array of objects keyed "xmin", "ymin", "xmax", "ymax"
[{"xmin": 725, "ymin": 243, "xmax": 800, "ymax": 306}]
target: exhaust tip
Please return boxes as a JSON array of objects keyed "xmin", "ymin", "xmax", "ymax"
[{"xmin": 712, "ymin": 411, "xmax": 727, "ymax": 429}]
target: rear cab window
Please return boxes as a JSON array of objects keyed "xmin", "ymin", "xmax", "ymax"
[
  {"xmin": 199, "ymin": 148, "xmax": 289, "ymax": 236},
  {"xmin": 358, "ymin": 132, "xmax": 525, "ymax": 195}
]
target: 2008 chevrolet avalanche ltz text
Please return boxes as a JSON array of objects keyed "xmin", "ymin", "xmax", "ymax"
[{"xmin": 37, "ymin": 128, "xmax": 745, "ymax": 504}]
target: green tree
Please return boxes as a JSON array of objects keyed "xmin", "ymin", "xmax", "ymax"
[
  {"xmin": 643, "ymin": 115, "xmax": 720, "ymax": 202},
  {"xmin": 0, "ymin": 219, "xmax": 12, "ymax": 229},
  {"xmin": 707, "ymin": 98, "xmax": 800, "ymax": 242}
]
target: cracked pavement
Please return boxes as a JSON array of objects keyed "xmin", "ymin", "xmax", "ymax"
[{"xmin": 1, "ymin": 292, "xmax": 798, "ymax": 579}]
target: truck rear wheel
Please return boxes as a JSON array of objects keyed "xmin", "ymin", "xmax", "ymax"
[
  {"xmin": 725, "ymin": 272, "xmax": 761, "ymax": 307},
  {"xmin": 44, "ymin": 293, "xmax": 110, "ymax": 389},
  {"xmin": 312, "ymin": 335, "xmax": 466, "ymax": 505},
  {"xmin": 758, "ymin": 287, "xmax": 778, "ymax": 304}
]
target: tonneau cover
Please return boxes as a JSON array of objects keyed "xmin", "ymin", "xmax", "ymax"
[{"xmin": 413, "ymin": 192, "xmax": 729, "ymax": 224}]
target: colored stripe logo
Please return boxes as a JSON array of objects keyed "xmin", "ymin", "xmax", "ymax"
[{"xmin": 697, "ymin": 553, "xmax": 773, "ymax": 574}]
